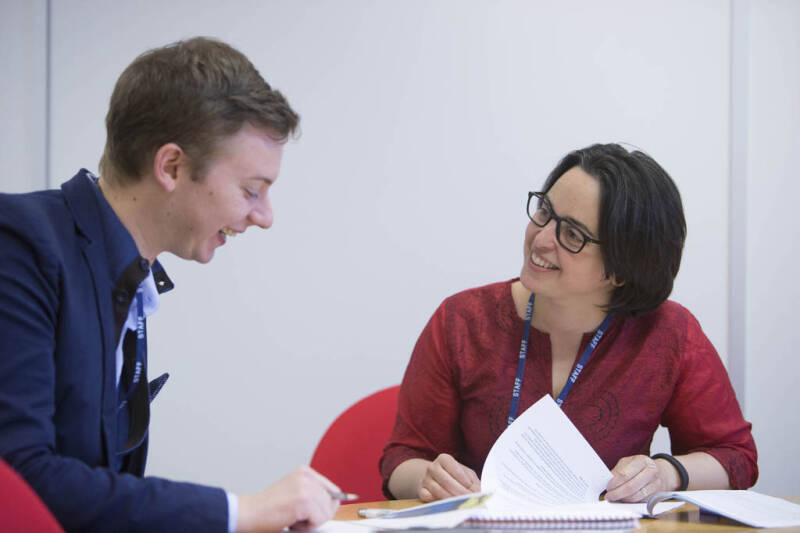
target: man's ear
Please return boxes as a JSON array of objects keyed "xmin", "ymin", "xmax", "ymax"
[{"xmin": 152, "ymin": 143, "xmax": 185, "ymax": 193}]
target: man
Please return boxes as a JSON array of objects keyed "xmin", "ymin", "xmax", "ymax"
[{"xmin": 0, "ymin": 37, "xmax": 340, "ymax": 533}]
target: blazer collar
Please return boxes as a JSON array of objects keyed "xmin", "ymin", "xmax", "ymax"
[{"xmin": 61, "ymin": 169, "xmax": 174, "ymax": 293}]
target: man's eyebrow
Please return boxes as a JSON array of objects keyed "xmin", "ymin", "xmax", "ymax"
[{"xmin": 247, "ymin": 176, "xmax": 275, "ymax": 185}]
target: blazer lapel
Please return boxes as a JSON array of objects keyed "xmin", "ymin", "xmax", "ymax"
[{"xmin": 61, "ymin": 171, "xmax": 119, "ymax": 467}]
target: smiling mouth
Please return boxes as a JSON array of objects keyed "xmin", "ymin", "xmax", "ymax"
[
  {"xmin": 530, "ymin": 251, "xmax": 559, "ymax": 270},
  {"xmin": 219, "ymin": 227, "xmax": 239, "ymax": 237}
]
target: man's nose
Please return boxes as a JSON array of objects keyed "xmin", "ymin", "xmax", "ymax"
[{"xmin": 249, "ymin": 194, "xmax": 273, "ymax": 229}]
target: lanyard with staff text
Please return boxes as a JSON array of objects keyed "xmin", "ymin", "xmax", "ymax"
[
  {"xmin": 507, "ymin": 292, "xmax": 613, "ymax": 425},
  {"xmin": 121, "ymin": 288, "xmax": 146, "ymax": 405}
]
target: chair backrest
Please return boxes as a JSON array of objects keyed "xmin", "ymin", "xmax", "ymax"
[
  {"xmin": 0, "ymin": 458, "xmax": 65, "ymax": 533},
  {"xmin": 310, "ymin": 385, "xmax": 400, "ymax": 503}
]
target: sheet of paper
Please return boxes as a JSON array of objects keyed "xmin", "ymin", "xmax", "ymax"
[
  {"xmin": 652, "ymin": 490, "xmax": 800, "ymax": 528},
  {"xmin": 481, "ymin": 394, "xmax": 612, "ymax": 509},
  {"xmin": 315, "ymin": 519, "xmax": 377, "ymax": 532}
]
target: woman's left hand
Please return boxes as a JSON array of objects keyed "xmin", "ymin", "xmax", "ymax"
[{"xmin": 604, "ymin": 455, "xmax": 680, "ymax": 503}]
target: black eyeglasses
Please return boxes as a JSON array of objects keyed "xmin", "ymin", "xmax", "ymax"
[{"xmin": 526, "ymin": 191, "xmax": 601, "ymax": 254}]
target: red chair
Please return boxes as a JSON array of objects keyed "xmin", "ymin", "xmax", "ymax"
[
  {"xmin": 310, "ymin": 385, "xmax": 400, "ymax": 503},
  {"xmin": 0, "ymin": 457, "xmax": 65, "ymax": 532}
]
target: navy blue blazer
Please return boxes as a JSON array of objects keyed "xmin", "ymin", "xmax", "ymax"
[{"xmin": 0, "ymin": 172, "xmax": 227, "ymax": 532}]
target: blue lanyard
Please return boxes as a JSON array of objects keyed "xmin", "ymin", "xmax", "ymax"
[
  {"xmin": 133, "ymin": 288, "xmax": 145, "ymax": 387},
  {"xmin": 507, "ymin": 293, "xmax": 535, "ymax": 426},
  {"xmin": 121, "ymin": 288, "xmax": 145, "ymax": 404},
  {"xmin": 507, "ymin": 292, "xmax": 613, "ymax": 425}
]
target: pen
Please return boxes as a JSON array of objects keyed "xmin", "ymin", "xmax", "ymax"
[{"xmin": 329, "ymin": 490, "xmax": 359, "ymax": 501}]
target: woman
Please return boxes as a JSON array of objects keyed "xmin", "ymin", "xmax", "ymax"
[{"xmin": 379, "ymin": 143, "xmax": 757, "ymax": 503}]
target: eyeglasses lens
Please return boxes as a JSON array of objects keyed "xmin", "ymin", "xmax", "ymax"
[{"xmin": 527, "ymin": 193, "xmax": 585, "ymax": 254}]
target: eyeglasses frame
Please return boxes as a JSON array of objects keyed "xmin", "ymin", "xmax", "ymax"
[{"xmin": 526, "ymin": 191, "xmax": 602, "ymax": 254}]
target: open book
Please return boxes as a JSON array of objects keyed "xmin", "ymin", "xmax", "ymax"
[{"xmin": 358, "ymin": 395, "xmax": 681, "ymax": 530}]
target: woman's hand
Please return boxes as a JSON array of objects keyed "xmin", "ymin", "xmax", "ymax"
[
  {"xmin": 604, "ymin": 455, "xmax": 680, "ymax": 503},
  {"xmin": 417, "ymin": 453, "xmax": 481, "ymax": 502}
]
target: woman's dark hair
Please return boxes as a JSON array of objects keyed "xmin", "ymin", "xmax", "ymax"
[{"xmin": 542, "ymin": 143, "xmax": 686, "ymax": 317}]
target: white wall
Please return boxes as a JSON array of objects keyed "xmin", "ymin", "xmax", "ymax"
[
  {"xmin": 0, "ymin": 1, "xmax": 47, "ymax": 192},
  {"xmin": 0, "ymin": 0, "xmax": 796, "ymax": 496},
  {"xmin": 744, "ymin": 0, "xmax": 800, "ymax": 496}
]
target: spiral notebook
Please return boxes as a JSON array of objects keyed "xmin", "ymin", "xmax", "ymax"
[
  {"xmin": 357, "ymin": 494, "xmax": 642, "ymax": 530},
  {"xmin": 462, "ymin": 502, "xmax": 640, "ymax": 530},
  {"xmin": 358, "ymin": 497, "xmax": 643, "ymax": 531},
  {"xmin": 357, "ymin": 396, "xmax": 688, "ymax": 531}
]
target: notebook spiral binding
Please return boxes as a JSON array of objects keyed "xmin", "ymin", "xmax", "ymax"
[{"xmin": 462, "ymin": 516, "xmax": 640, "ymax": 530}]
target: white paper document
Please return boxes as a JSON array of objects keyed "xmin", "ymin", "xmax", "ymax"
[
  {"xmin": 317, "ymin": 520, "xmax": 377, "ymax": 533},
  {"xmin": 647, "ymin": 490, "xmax": 800, "ymax": 528},
  {"xmin": 481, "ymin": 394, "xmax": 613, "ymax": 510}
]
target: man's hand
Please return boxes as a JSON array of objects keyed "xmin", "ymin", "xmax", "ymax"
[
  {"xmin": 605, "ymin": 455, "xmax": 680, "ymax": 503},
  {"xmin": 236, "ymin": 466, "xmax": 341, "ymax": 533},
  {"xmin": 418, "ymin": 453, "xmax": 481, "ymax": 502}
]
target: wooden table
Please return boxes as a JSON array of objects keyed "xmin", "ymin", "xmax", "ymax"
[{"xmin": 335, "ymin": 497, "xmax": 800, "ymax": 532}]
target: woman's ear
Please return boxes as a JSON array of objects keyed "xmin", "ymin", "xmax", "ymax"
[{"xmin": 607, "ymin": 273, "xmax": 625, "ymax": 287}]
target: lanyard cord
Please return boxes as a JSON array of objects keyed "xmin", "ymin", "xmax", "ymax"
[
  {"xmin": 120, "ymin": 288, "xmax": 145, "ymax": 405},
  {"xmin": 507, "ymin": 292, "xmax": 613, "ymax": 425}
]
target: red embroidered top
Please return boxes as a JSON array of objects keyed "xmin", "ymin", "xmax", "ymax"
[{"xmin": 380, "ymin": 280, "xmax": 758, "ymax": 495}]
